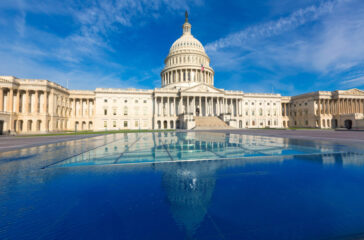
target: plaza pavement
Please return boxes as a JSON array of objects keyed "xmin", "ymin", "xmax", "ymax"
[{"xmin": 0, "ymin": 134, "xmax": 102, "ymax": 153}]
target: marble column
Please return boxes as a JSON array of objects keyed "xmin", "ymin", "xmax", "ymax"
[
  {"xmin": 167, "ymin": 97, "xmax": 170, "ymax": 116},
  {"xmin": 0, "ymin": 88, "xmax": 3, "ymax": 112},
  {"xmin": 25, "ymin": 90, "xmax": 30, "ymax": 114},
  {"xmin": 16, "ymin": 90, "xmax": 20, "ymax": 113},
  {"xmin": 7, "ymin": 89, "xmax": 13, "ymax": 112},
  {"xmin": 43, "ymin": 92, "xmax": 48, "ymax": 114},
  {"xmin": 35, "ymin": 91, "xmax": 39, "ymax": 113},
  {"xmin": 173, "ymin": 97, "xmax": 176, "ymax": 116},
  {"xmin": 187, "ymin": 96, "xmax": 190, "ymax": 114},
  {"xmin": 199, "ymin": 96, "xmax": 201, "ymax": 116},
  {"xmin": 205, "ymin": 96, "xmax": 207, "ymax": 116}
]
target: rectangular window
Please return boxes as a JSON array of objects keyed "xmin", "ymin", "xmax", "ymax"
[
  {"xmin": 113, "ymin": 109, "xmax": 116, "ymax": 115},
  {"xmin": 104, "ymin": 109, "xmax": 107, "ymax": 115},
  {"xmin": 104, "ymin": 121, "xmax": 107, "ymax": 128},
  {"xmin": 124, "ymin": 121, "xmax": 128, "ymax": 128},
  {"xmin": 135, "ymin": 121, "xmax": 138, "ymax": 127},
  {"xmin": 113, "ymin": 121, "xmax": 116, "ymax": 127}
]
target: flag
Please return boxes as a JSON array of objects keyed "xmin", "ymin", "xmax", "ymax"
[{"xmin": 201, "ymin": 64, "xmax": 204, "ymax": 72}]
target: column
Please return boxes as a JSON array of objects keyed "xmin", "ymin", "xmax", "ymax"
[
  {"xmin": 73, "ymin": 99, "xmax": 76, "ymax": 116},
  {"xmin": 43, "ymin": 92, "xmax": 48, "ymax": 114},
  {"xmin": 187, "ymin": 96, "xmax": 189, "ymax": 114},
  {"xmin": 154, "ymin": 96, "xmax": 157, "ymax": 115},
  {"xmin": 25, "ymin": 90, "xmax": 30, "ymax": 114},
  {"xmin": 0, "ymin": 88, "xmax": 3, "ymax": 112},
  {"xmin": 80, "ymin": 99, "xmax": 83, "ymax": 117},
  {"xmin": 86, "ymin": 99, "xmax": 89, "ymax": 117},
  {"xmin": 193, "ymin": 97, "xmax": 196, "ymax": 116},
  {"xmin": 199, "ymin": 96, "xmax": 201, "ymax": 116},
  {"xmin": 35, "ymin": 91, "xmax": 39, "ymax": 114},
  {"xmin": 7, "ymin": 89, "xmax": 13, "ymax": 112},
  {"xmin": 167, "ymin": 97, "xmax": 170, "ymax": 116},
  {"xmin": 179, "ymin": 97, "xmax": 182, "ymax": 114},
  {"xmin": 205, "ymin": 96, "xmax": 207, "ymax": 116},
  {"xmin": 16, "ymin": 90, "xmax": 20, "ymax": 113}
]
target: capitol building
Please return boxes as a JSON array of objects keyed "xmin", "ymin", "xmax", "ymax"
[{"xmin": 1, "ymin": 13, "xmax": 364, "ymax": 134}]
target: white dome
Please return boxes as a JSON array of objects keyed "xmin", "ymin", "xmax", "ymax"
[
  {"xmin": 161, "ymin": 12, "xmax": 214, "ymax": 89},
  {"xmin": 169, "ymin": 34, "xmax": 206, "ymax": 55}
]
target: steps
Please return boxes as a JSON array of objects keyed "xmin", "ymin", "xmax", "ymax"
[{"xmin": 194, "ymin": 116, "xmax": 232, "ymax": 129}]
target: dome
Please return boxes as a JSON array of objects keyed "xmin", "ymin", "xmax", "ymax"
[
  {"xmin": 161, "ymin": 11, "xmax": 214, "ymax": 89},
  {"xmin": 169, "ymin": 34, "xmax": 206, "ymax": 55}
]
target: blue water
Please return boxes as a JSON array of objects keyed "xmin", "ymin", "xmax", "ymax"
[{"xmin": 1, "ymin": 132, "xmax": 364, "ymax": 239}]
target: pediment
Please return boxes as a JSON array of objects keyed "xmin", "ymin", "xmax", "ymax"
[
  {"xmin": 182, "ymin": 84, "xmax": 224, "ymax": 94},
  {"xmin": 340, "ymin": 88, "xmax": 364, "ymax": 95}
]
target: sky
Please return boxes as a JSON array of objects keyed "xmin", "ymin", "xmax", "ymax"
[{"xmin": 0, "ymin": 0, "xmax": 364, "ymax": 96}]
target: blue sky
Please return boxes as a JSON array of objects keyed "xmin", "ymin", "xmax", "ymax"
[{"xmin": 0, "ymin": 0, "xmax": 364, "ymax": 95}]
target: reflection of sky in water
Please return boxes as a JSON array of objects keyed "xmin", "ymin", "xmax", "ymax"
[{"xmin": 1, "ymin": 132, "xmax": 364, "ymax": 239}]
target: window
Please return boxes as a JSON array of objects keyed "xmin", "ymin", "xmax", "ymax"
[
  {"xmin": 245, "ymin": 111, "xmax": 248, "ymax": 116},
  {"xmin": 104, "ymin": 121, "xmax": 107, "ymax": 127},
  {"xmin": 124, "ymin": 106, "xmax": 128, "ymax": 115},
  {"xmin": 259, "ymin": 109, "xmax": 263, "ymax": 116},
  {"xmin": 104, "ymin": 99, "xmax": 107, "ymax": 103},
  {"xmin": 135, "ymin": 121, "xmax": 138, "ymax": 127},
  {"xmin": 143, "ymin": 100, "xmax": 147, "ymax": 103},
  {"xmin": 124, "ymin": 100, "xmax": 127, "ymax": 103},
  {"xmin": 124, "ymin": 121, "xmax": 128, "ymax": 128},
  {"xmin": 113, "ymin": 109, "xmax": 116, "ymax": 115},
  {"xmin": 135, "ymin": 100, "xmax": 138, "ymax": 103},
  {"xmin": 252, "ymin": 110, "xmax": 255, "ymax": 116},
  {"xmin": 104, "ymin": 109, "xmax": 107, "ymax": 116},
  {"xmin": 113, "ymin": 121, "xmax": 116, "ymax": 127},
  {"xmin": 113, "ymin": 99, "xmax": 116, "ymax": 103}
]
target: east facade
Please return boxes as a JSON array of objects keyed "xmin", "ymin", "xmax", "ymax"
[{"xmin": 1, "ymin": 14, "xmax": 364, "ymax": 134}]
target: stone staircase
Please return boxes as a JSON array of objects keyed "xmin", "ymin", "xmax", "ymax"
[{"xmin": 194, "ymin": 116, "xmax": 232, "ymax": 129}]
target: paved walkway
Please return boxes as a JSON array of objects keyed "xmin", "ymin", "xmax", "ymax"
[{"xmin": 0, "ymin": 135, "xmax": 101, "ymax": 152}]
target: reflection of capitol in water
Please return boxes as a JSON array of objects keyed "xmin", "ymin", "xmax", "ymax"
[{"xmin": 155, "ymin": 160, "xmax": 219, "ymax": 238}]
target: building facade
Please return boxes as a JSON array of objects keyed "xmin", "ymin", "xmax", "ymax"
[{"xmin": 1, "ymin": 14, "xmax": 364, "ymax": 134}]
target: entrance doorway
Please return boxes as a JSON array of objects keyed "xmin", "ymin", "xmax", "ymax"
[
  {"xmin": 0, "ymin": 120, "xmax": 3, "ymax": 135},
  {"xmin": 344, "ymin": 119, "xmax": 352, "ymax": 130}
]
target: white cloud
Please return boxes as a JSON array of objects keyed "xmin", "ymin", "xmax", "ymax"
[{"xmin": 205, "ymin": 0, "xmax": 340, "ymax": 52}]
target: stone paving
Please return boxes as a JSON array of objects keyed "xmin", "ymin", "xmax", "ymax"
[{"xmin": 0, "ymin": 134, "xmax": 101, "ymax": 153}]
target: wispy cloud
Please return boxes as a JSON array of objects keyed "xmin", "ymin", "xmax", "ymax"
[
  {"xmin": 205, "ymin": 0, "xmax": 339, "ymax": 52},
  {"xmin": 0, "ymin": 0, "xmax": 203, "ymax": 88},
  {"xmin": 204, "ymin": 0, "xmax": 364, "ymax": 94}
]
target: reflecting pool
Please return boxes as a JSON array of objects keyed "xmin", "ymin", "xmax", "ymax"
[{"xmin": 1, "ymin": 132, "xmax": 364, "ymax": 239}]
